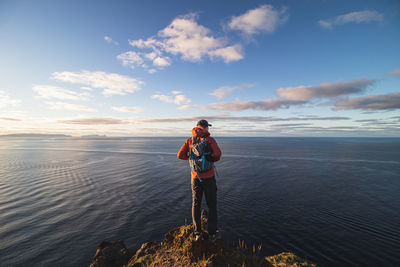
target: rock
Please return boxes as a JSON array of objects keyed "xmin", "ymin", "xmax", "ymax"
[
  {"xmin": 89, "ymin": 240, "xmax": 133, "ymax": 267},
  {"xmin": 89, "ymin": 225, "xmax": 316, "ymax": 267}
]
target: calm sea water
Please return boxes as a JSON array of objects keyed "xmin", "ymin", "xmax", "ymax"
[{"xmin": 0, "ymin": 137, "xmax": 399, "ymax": 266}]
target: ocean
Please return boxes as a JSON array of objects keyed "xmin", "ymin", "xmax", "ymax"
[{"xmin": 0, "ymin": 137, "xmax": 399, "ymax": 266}]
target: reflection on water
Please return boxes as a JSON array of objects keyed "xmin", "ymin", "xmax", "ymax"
[{"xmin": 0, "ymin": 137, "xmax": 399, "ymax": 266}]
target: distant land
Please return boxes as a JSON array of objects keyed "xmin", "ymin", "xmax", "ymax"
[
  {"xmin": 0, "ymin": 133, "xmax": 72, "ymax": 138},
  {"xmin": 0, "ymin": 133, "xmax": 113, "ymax": 138}
]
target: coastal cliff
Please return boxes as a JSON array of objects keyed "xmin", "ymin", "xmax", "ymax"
[{"xmin": 89, "ymin": 213, "xmax": 316, "ymax": 267}]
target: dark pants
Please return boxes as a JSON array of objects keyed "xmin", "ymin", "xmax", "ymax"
[{"xmin": 191, "ymin": 176, "xmax": 217, "ymax": 235}]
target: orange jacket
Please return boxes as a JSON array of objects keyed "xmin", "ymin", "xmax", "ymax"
[{"xmin": 177, "ymin": 126, "xmax": 221, "ymax": 179}]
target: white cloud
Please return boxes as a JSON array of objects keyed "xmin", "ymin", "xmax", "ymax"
[
  {"xmin": 228, "ymin": 5, "xmax": 288, "ymax": 35},
  {"xmin": 129, "ymin": 37, "xmax": 163, "ymax": 49},
  {"xmin": 45, "ymin": 101, "xmax": 97, "ymax": 112},
  {"xmin": 334, "ymin": 93, "xmax": 400, "ymax": 110},
  {"xmin": 208, "ymin": 44, "xmax": 243, "ymax": 63},
  {"xmin": 388, "ymin": 69, "xmax": 400, "ymax": 77},
  {"xmin": 32, "ymin": 85, "xmax": 90, "ymax": 101},
  {"xmin": 112, "ymin": 106, "xmax": 144, "ymax": 113},
  {"xmin": 151, "ymin": 92, "xmax": 191, "ymax": 105},
  {"xmin": 0, "ymin": 90, "xmax": 21, "ymax": 108},
  {"xmin": 104, "ymin": 35, "xmax": 119, "ymax": 45},
  {"xmin": 171, "ymin": 90, "xmax": 183, "ymax": 95},
  {"xmin": 51, "ymin": 70, "xmax": 144, "ymax": 96},
  {"xmin": 158, "ymin": 13, "xmax": 230, "ymax": 62},
  {"xmin": 117, "ymin": 50, "xmax": 170, "ymax": 70},
  {"xmin": 117, "ymin": 51, "xmax": 144, "ymax": 68},
  {"xmin": 210, "ymin": 84, "xmax": 254, "ymax": 99},
  {"xmin": 174, "ymin": 94, "xmax": 191, "ymax": 105},
  {"xmin": 319, "ymin": 10, "xmax": 383, "ymax": 29},
  {"xmin": 151, "ymin": 94, "xmax": 173, "ymax": 103},
  {"xmin": 153, "ymin": 56, "xmax": 171, "ymax": 67},
  {"xmin": 144, "ymin": 52, "xmax": 157, "ymax": 60},
  {"xmin": 276, "ymin": 79, "xmax": 375, "ymax": 101},
  {"xmin": 121, "ymin": 13, "xmax": 244, "ymax": 71}
]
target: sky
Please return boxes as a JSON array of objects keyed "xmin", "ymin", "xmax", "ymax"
[{"xmin": 1, "ymin": 0, "xmax": 400, "ymax": 137}]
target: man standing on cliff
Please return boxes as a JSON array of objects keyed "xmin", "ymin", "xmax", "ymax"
[{"xmin": 177, "ymin": 120, "xmax": 222, "ymax": 242}]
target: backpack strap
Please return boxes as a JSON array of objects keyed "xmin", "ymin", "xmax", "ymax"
[{"xmin": 190, "ymin": 137, "xmax": 202, "ymax": 178}]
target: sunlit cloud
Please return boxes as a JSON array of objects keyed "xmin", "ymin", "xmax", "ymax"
[
  {"xmin": 129, "ymin": 37, "xmax": 163, "ymax": 49},
  {"xmin": 159, "ymin": 78, "xmax": 382, "ymax": 112},
  {"xmin": 208, "ymin": 44, "xmax": 244, "ymax": 63},
  {"xmin": 158, "ymin": 13, "xmax": 242, "ymax": 63},
  {"xmin": 0, "ymin": 117, "xmax": 21, "ymax": 121},
  {"xmin": 32, "ymin": 85, "xmax": 90, "ymax": 101},
  {"xmin": 117, "ymin": 49, "xmax": 172, "ymax": 72},
  {"xmin": 112, "ymin": 106, "xmax": 145, "ymax": 113},
  {"xmin": 153, "ymin": 56, "xmax": 171, "ymax": 67},
  {"xmin": 270, "ymin": 123, "xmax": 313, "ymax": 128},
  {"xmin": 319, "ymin": 10, "xmax": 383, "ymax": 29},
  {"xmin": 134, "ymin": 115, "xmax": 350, "ymax": 123},
  {"xmin": 210, "ymin": 84, "xmax": 254, "ymax": 99},
  {"xmin": 0, "ymin": 90, "xmax": 21, "ymax": 108},
  {"xmin": 334, "ymin": 93, "xmax": 400, "ymax": 111},
  {"xmin": 208, "ymin": 98, "xmax": 307, "ymax": 111},
  {"xmin": 121, "ymin": 13, "xmax": 244, "ymax": 72},
  {"xmin": 276, "ymin": 79, "xmax": 375, "ymax": 101},
  {"xmin": 228, "ymin": 4, "xmax": 288, "ymax": 35},
  {"xmin": 58, "ymin": 117, "xmax": 128, "ymax": 125},
  {"xmin": 45, "ymin": 101, "xmax": 97, "ymax": 112},
  {"xmin": 51, "ymin": 70, "xmax": 144, "ymax": 96}
]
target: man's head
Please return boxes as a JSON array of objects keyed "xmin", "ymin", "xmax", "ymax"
[{"xmin": 197, "ymin": 119, "xmax": 212, "ymax": 130}]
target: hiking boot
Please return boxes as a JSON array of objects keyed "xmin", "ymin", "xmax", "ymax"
[{"xmin": 209, "ymin": 234, "xmax": 217, "ymax": 243}]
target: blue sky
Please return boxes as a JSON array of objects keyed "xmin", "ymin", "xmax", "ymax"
[{"xmin": 1, "ymin": 0, "xmax": 400, "ymax": 136}]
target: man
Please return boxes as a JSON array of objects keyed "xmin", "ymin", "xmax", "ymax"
[{"xmin": 177, "ymin": 119, "xmax": 222, "ymax": 242}]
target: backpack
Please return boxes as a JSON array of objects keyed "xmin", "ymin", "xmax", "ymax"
[{"xmin": 189, "ymin": 137, "xmax": 213, "ymax": 174}]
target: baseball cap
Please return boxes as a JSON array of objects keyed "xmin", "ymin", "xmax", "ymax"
[{"xmin": 197, "ymin": 119, "xmax": 212, "ymax": 128}]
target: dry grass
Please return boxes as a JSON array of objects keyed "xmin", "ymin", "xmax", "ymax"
[{"xmin": 265, "ymin": 252, "xmax": 316, "ymax": 267}]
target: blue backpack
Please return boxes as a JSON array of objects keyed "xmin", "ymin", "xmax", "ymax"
[{"xmin": 189, "ymin": 137, "xmax": 213, "ymax": 174}]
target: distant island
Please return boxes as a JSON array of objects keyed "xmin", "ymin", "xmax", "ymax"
[
  {"xmin": 0, "ymin": 133, "xmax": 111, "ymax": 139},
  {"xmin": 0, "ymin": 133, "xmax": 72, "ymax": 138}
]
